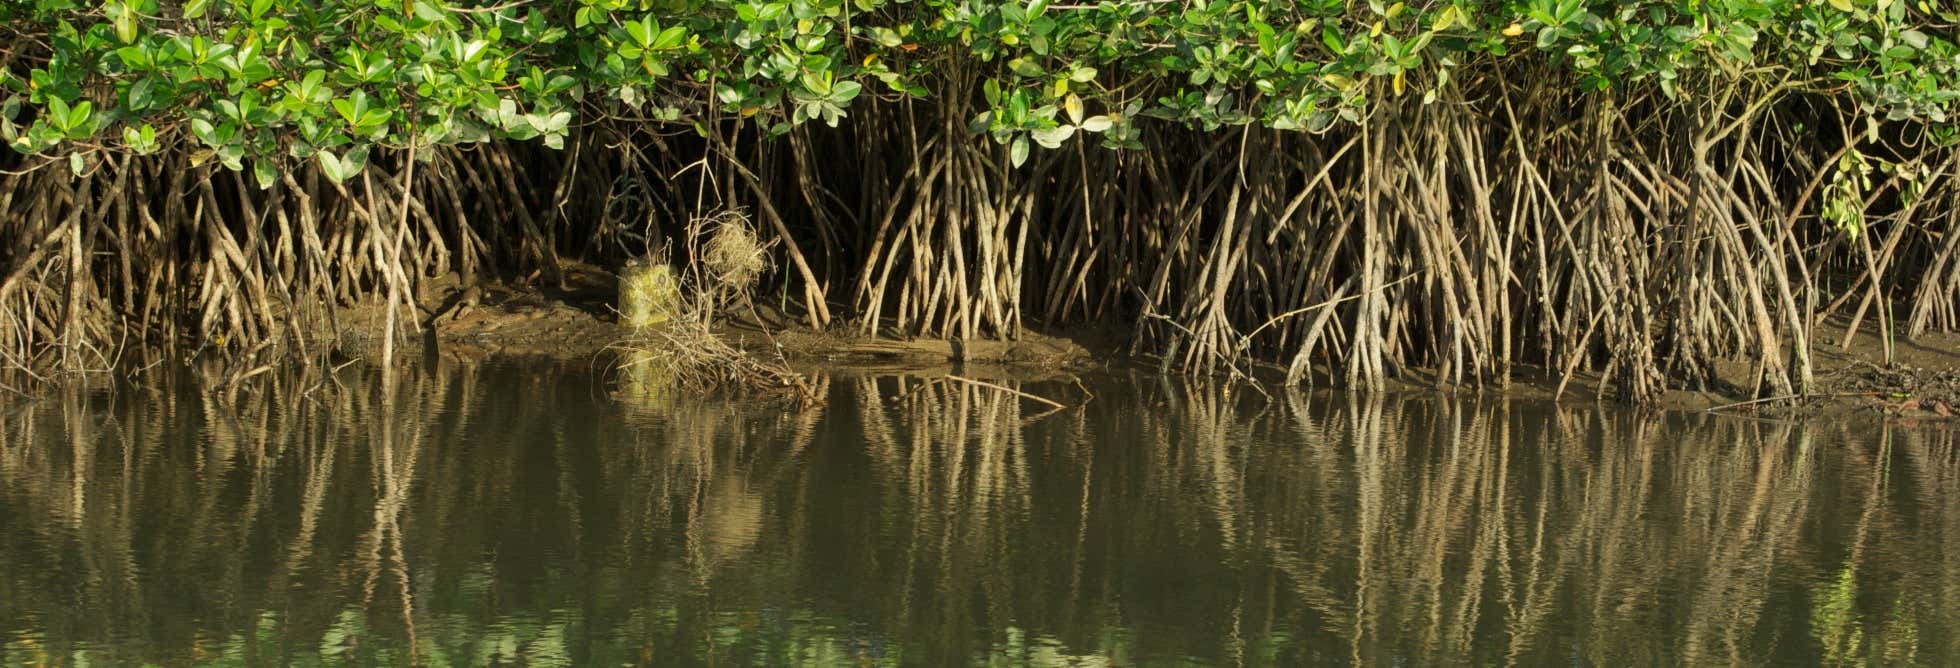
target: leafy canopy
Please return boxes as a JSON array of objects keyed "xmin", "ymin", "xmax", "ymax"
[{"xmin": 3, "ymin": 0, "xmax": 1957, "ymax": 182}]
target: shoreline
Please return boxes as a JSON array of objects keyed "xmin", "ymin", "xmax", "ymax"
[{"xmin": 294, "ymin": 269, "xmax": 1960, "ymax": 422}]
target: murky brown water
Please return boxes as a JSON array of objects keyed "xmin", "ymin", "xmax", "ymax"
[{"xmin": 2, "ymin": 360, "xmax": 1956, "ymax": 666}]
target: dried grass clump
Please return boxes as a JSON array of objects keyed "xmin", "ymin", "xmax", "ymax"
[
  {"xmin": 702, "ymin": 213, "xmax": 769, "ymax": 292},
  {"xmin": 615, "ymin": 318, "xmax": 815, "ymax": 405}
]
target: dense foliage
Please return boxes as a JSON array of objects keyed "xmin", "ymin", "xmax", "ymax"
[{"xmin": 6, "ymin": 0, "xmax": 1959, "ymax": 180}]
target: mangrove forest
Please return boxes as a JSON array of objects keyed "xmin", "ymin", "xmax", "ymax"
[{"xmin": 6, "ymin": 0, "xmax": 1960, "ymax": 399}]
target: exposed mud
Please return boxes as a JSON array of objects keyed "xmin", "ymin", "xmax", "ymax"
[
  {"xmin": 326, "ymin": 262, "xmax": 623, "ymax": 365},
  {"xmin": 324, "ymin": 262, "xmax": 1109, "ymax": 376},
  {"xmin": 1803, "ymin": 325, "xmax": 1960, "ymax": 422}
]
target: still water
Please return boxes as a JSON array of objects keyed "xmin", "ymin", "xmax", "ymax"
[{"xmin": 1, "ymin": 360, "xmax": 1955, "ymax": 666}]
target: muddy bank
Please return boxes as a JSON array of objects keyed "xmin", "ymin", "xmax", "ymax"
[
  {"xmin": 328, "ymin": 265, "xmax": 624, "ymax": 364},
  {"xmin": 322, "ymin": 271, "xmax": 1960, "ymax": 419},
  {"xmin": 324, "ymin": 264, "xmax": 1109, "ymax": 373}
]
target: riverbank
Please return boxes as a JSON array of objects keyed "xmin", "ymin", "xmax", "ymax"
[
  {"xmin": 312, "ymin": 268, "xmax": 1960, "ymax": 420},
  {"xmin": 324, "ymin": 263, "xmax": 1108, "ymax": 371}
]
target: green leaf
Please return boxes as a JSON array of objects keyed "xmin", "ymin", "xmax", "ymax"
[
  {"xmin": 542, "ymin": 111, "xmax": 571, "ymax": 132},
  {"xmin": 192, "ymin": 117, "xmax": 218, "ymax": 144},
  {"xmin": 253, "ymin": 159, "xmax": 276, "ymax": 189},
  {"xmin": 317, "ymin": 145, "xmax": 368, "ymax": 184},
  {"xmin": 1431, "ymin": 5, "xmax": 1459, "ymax": 31},
  {"xmin": 800, "ymin": 69, "xmax": 831, "ymax": 96},
  {"xmin": 1010, "ymin": 136, "xmax": 1029, "ymax": 167},
  {"xmin": 45, "ymin": 98, "xmax": 71, "ymax": 128},
  {"xmin": 114, "ymin": 46, "xmax": 150, "ymax": 69},
  {"xmin": 652, "ymin": 26, "xmax": 687, "ymax": 50},
  {"xmin": 127, "ymin": 77, "xmax": 155, "ymax": 109},
  {"xmin": 830, "ymin": 80, "xmax": 862, "ymax": 104},
  {"xmin": 122, "ymin": 125, "xmax": 157, "ymax": 154},
  {"xmin": 1030, "ymin": 125, "xmax": 1074, "ymax": 148},
  {"xmin": 64, "ymin": 100, "xmax": 92, "ymax": 137},
  {"xmin": 317, "ymin": 150, "xmax": 347, "ymax": 183},
  {"xmin": 113, "ymin": 6, "xmax": 137, "ymax": 43},
  {"xmin": 344, "ymin": 145, "xmax": 370, "ymax": 174},
  {"xmin": 626, "ymin": 19, "xmax": 658, "ymax": 48},
  {"xmin": 332, "ymin": 93, "xmax": 367, "ymax": 126}
]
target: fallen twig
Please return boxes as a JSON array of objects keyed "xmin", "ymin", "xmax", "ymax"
[
  {"xmin": 942, "ymin": 374, "xmax": 1067, "ymax": 410},
  {"xmin": 1703, "ymin": 391, "xmax": 1875, "ymax": 414}
]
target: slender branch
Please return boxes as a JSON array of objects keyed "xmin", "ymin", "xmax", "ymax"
[{"xmin": 942, "ymin": 374, "xmax": 1068, "ymax": 409}]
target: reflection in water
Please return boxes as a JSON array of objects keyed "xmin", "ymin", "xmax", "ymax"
[{"xmin": 1, "ymin": 363, "xmax": 1957, "ymax": 665}]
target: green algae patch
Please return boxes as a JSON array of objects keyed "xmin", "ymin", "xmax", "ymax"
[{"xmin": 618, "ymin": 258, "xmax": 682, "ymax": 332}]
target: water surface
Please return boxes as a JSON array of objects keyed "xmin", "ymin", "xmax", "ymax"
[{"xmin": 1, "ymin": 361, "xmax": 1955, "ymax": 665}]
